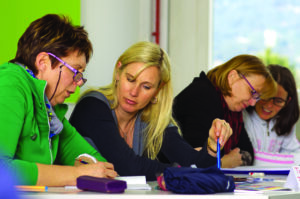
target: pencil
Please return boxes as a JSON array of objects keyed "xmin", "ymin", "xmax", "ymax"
[
  {"xmin": 217, "ymin": 138, "xmax": 221, "ymax": 169},
  {"xmin": 15, "ymin": 185, "xmax": 48, "ymax": 192}
]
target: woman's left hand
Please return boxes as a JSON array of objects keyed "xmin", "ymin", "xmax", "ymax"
[{"xmin": 207, "ymin": 119, "xmax": 232, "ymax": 155}]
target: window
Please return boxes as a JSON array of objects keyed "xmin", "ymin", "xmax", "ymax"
[{"xmin": 213, "ymin": 0, "xmax": 300, "ymax": 87}]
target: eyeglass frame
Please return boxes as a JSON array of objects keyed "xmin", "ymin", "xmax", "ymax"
[
  {"xmin": 260, "ymin": 97, "xmax": 287, "ymax": 107},
  {"xmin": 47, "ymin": 52, "xmax": 87, "ymax": 86},
  {"xmin": 239, "ymin": 73, "xmax": 261, "ymax": 101}
]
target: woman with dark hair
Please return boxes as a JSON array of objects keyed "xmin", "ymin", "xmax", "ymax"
[
  {"xmin": 243, "ymin": 64, "xmax": 300, "ymax": 165},
  {"xmin": 0, "ymin": 14, "xmax": 117, "ymax": 186}
]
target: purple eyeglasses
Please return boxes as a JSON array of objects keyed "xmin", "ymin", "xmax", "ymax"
[
  {"xmin": 239, "ymin": 73, "xmax": 260, "ymax": 101},
  {"xmin": 47, "ymin": 52, "xmax": 87, "ymax": 86}
]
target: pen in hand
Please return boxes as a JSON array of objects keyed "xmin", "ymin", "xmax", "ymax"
[
  {"xmin": 75, "ymin": 154, "xmax": 98, "ymax": 166},
  {"xmin": 78, "ymin": 159, "xmax": 88, "ymax": 164},
  {"xmin": 74, "ymin": 158, "xmax": 90, "ymax": 166},
  {"xmin": 217, "ymin": 137, "xmax": 221, "ymax": 169}
]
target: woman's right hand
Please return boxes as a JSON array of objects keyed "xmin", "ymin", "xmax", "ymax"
[
  {"xmin": 76, "ymin": 161, "xmax": 118, "ymax": 179},
  {"xmin": 207, "ymin": 118, "xmax": 232, "ymax": 156},
  {"xmin": 221, "ymin": 147, "xmax": 243, "ymax": 168}
]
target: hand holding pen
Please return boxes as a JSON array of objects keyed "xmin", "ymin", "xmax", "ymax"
[
  {"xmin": 74, "ymin": 153, "xmax": 98, "ymax": 166},
  {"xmin": 207, "ymin": 119, "xmax": 233, "ymax": 167},
  {"xmin": 75, "ymin": 157, "xmax": 94, "ymax": 166},
  {"xmin": 74, "ymin": 154, "xmax": 118, "ymax": 178}
]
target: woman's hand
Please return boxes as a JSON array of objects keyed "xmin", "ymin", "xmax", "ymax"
[
  {"xmin": 207, "ymin": 119, "xmax": 232, "ymax": 156},
  {"xmin": 76, "ymin": 161, "xmax": 118, "ymax": 179},
  {"xmin": 221, "ymin": 148, "xmax": 243, "ymax": 168},
  {"xmin": 74, "ymin": 155, "xmax": 96, "ymax": 166},
  {"xmin": 36, "ymin": 162, "xmax": 118, "ymax": 186}
]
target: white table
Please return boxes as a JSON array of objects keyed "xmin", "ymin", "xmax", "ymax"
[{"xmin": 19, "ymin": 180, "xmax": 300, "ymax": 199}]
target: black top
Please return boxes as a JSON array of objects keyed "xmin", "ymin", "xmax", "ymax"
[
  {"xmin": 69, "ymin": 94, "xmax": 217, "ymax": 181},
  {"xmin": 173, "ymin": 72, "xmax": 254, "ymax": 159}
]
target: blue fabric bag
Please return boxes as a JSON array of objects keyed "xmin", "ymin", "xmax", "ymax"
[{"xmin": 163, "ymin": 166, "xmax": 235, "ymax": 194}]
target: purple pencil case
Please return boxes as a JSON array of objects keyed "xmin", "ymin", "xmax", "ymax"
[{"xmin": 77, "ymin": 176, "xmax": 127, "ymax": 193}]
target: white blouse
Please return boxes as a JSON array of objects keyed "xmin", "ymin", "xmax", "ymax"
[{"xmin": 243, "ymin": 110, "xmax": 300, "ymax": 166}]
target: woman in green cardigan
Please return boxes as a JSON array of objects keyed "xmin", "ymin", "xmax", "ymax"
[{"xmin": 0, "ymin": 14, "xmax": 117, "ymax": 186}]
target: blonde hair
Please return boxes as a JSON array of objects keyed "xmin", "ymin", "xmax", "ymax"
[
  {"xmin": 207, "ymin": 54, "xmax": 277, "ymax": 99},
  {"xmin": 85, "ymin": 41, "xmax": 179, "ymax": 159}
]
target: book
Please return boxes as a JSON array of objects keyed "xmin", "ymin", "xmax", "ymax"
[{"xmin": 234, "ymin": 182, "xmax": 291, "ymax": 193}]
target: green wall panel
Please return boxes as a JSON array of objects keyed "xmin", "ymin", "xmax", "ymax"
[{"xmin": 0, "ymin": 0, "xmax": 81, "ymax": 102}]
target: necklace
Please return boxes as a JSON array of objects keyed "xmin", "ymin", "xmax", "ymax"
[{"xmin": 118, "ymin": 115, "xmax": 137, "ymax": 148}]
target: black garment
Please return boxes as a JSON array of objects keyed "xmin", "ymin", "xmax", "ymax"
[
  {"xmin": 173, "ymin": 71, "xmax": 254, "ymax": 163},
  {"xmin": 69, "ymin": 95, "xmax": 217, "ymax": 181}
]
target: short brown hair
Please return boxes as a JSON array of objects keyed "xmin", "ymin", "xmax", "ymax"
[
  {"xmin": 10, "ymin": 14, "xmax": 93, "ymax": 74},
  {"xmin": 207, "ymin": 54, "xmax": 276, "ymax": 99}
]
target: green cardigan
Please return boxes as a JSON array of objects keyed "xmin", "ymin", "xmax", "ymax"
[{"xmin": 0, "ymin": 62, "xmax": 106, "ymax": 185}]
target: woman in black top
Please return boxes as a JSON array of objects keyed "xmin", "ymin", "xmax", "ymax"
[
  {"xmin": 70, "ymin": 41, "xmax": 233, "ymax": 180},
  {"xmin": 173, "ymin": 55, "xmax": 277, "ymax": 168}
]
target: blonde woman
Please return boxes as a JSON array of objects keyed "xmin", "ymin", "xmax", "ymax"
[{"xmin": 70, "ymin": 41, "xmax": 232, "ymax": 180}]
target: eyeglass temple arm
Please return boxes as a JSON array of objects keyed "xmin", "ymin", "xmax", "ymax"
[
  {"xmin": 47, "ymin": 52, "xmax": 78, "ymax": 74},
  {"xmin": 240, "ymin": 73, "xmax": 256, "ymax": 91}
]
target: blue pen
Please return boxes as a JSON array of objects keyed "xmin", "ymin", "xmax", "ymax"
[
  {"xmin": 77, "ymin": 159, "xmax": 88, "ymax": 164},
  {"xmin": 217, "ymin": 138, "xmax": 221, "ymax": 169}
]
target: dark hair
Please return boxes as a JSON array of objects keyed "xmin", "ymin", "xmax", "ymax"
[
  {"xmin": 268, "ymin": 64, "xmax": 299, "ymax": 136},
  {"xmin": 10, "ymin": 14, "xmax": 93, "ymax": 74}
]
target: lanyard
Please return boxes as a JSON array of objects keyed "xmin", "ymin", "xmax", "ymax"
[{"xmin": 17, "ymin": 63, "xmax": 61, "ymax": 138}]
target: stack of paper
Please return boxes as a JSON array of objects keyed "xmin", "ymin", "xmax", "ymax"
[{"xmin": 115, "ymin": 176, "xmax": 151, "ymax": 190}]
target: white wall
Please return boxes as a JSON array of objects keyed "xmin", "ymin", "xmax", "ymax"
[
  {"xmin": 169, "ymin": 0, "xmax": 212, "ymax": 95},
  {"xmin": 80, "ymin": 0, "xmax": 152, "ymax": 92}
]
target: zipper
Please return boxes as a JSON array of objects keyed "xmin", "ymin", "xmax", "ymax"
[
  {"xmin": 262, "ymin": 121, "xmax": 270, "ymax": 152},
  {"xmin": 267, "ymin": 121, "xmax": 270, "ymax": 136}
]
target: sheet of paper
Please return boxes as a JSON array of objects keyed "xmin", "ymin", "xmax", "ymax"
[
  {"xmin": 284, "ymin": 166, "xmax": 300, "ymax": 190},
  {"xmin": 115, "ymin": 176, "xmax": 146, "ymax": 184},
  {"xmin": 115, "ymin": 176, "xmax": 151, "ymax": 190}
]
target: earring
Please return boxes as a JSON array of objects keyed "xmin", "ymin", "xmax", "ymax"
[
  {"xmin": 151, "ymin": 97, "xmax": 158, "ymax": 104},
  {"xmin": 117, "ymin": 61, "xmax": 122, "ymax": 67}
]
